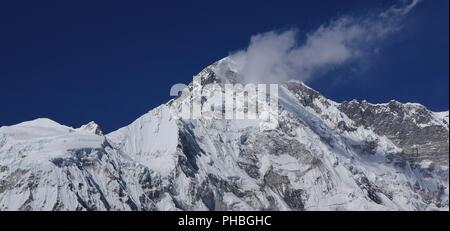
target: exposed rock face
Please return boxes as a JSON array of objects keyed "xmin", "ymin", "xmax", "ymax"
[
  {"xmin": 0, "ymin": 58, "xmax": 448, "ymax": 211},
  {"xmin": 339, "ymin": 100, "xmax": 449, "ymax": 165}
]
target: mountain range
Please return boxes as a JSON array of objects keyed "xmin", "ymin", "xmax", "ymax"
[{"xmin": 0, "ymin": 58, "xmax": 448, "ymax": 211}]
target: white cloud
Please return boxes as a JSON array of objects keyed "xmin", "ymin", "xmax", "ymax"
[{"xmin": 228, "ymin": 0, "xmax": 421, "ymax": 84}]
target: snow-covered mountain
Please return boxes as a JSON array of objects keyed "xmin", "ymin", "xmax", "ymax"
[{"xmin": 0, "ymin": 58, "xmax": 448, "ymax": 211}]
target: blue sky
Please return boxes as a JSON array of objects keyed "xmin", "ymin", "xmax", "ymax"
[{"xmin": 0, "ymin": 0, "xmax": 448, "ymax": 132}]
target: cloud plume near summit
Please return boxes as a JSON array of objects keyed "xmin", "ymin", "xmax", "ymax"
[{"xmin": 228, "ymin": 0, "xmax": 422, "ymax": 84}]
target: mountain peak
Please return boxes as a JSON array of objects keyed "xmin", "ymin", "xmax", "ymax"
[
  {"xmin": 10, "ymin": 118, "xmax": 64, "ymax": 129},
  {"xmin": 78, "ymin": 121, "xmax": 103, "ymax": 136}
]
